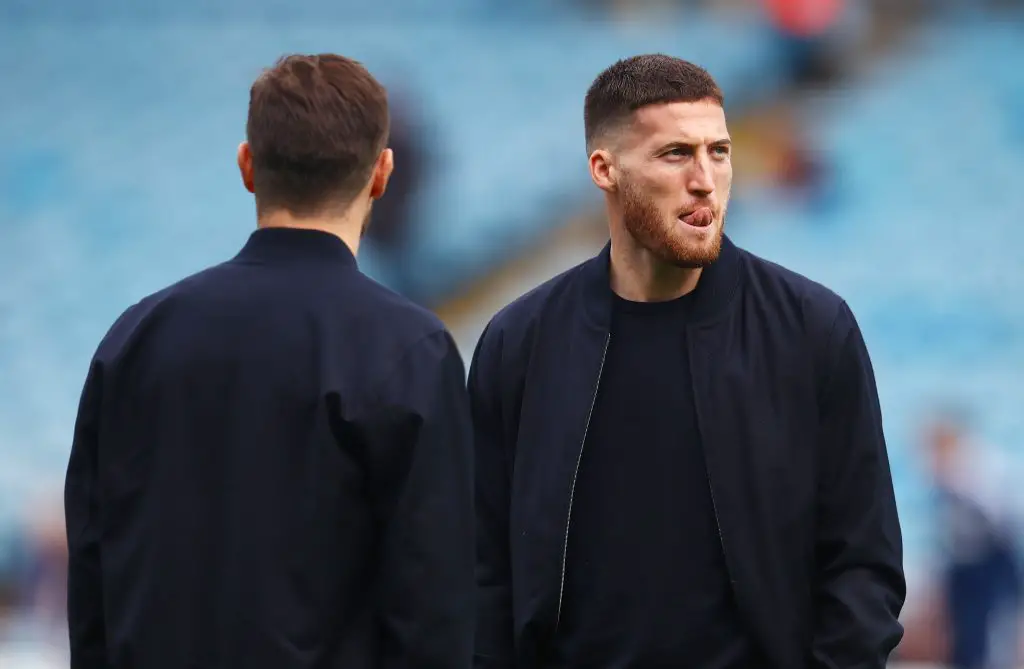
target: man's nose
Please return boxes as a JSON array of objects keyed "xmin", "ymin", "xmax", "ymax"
[{"xmin": 687, "ymin": 155, "xmax": 715, "ymax": 198}]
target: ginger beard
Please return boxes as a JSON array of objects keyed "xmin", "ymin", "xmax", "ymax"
[{"xmin": 619, "ymin": 176, "xmax": 725, "ymax": 269}]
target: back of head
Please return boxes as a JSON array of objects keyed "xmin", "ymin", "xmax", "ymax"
[
  {"xmin": 246, "ymin": 54, "xmax": 389, "ymax": 217},
  {"xmin": 584, "ymin": 54, "xmax": 724, "ymax": 153}
]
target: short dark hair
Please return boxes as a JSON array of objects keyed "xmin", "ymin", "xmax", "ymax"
[
  {"xmin": 246, "ymin": 54, "xmax": 389, "ymax": 216},
  {"xmin": 584, "ymin": 54, "xmax": 724, "ymax": 150}
]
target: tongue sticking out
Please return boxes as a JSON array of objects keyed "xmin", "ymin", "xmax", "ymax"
[{"xmin": 681, "ymin": 207, "xmax": 713, "ymax": 228}]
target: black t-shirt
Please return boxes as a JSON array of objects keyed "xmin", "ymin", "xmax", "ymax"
[{"xmin": 549, "ymin": 292, "xmax": 763, "ymax": 669}]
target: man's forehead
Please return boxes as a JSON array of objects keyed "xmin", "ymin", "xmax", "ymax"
[{"xmin": 629, "ymin": 100, "xmax": 729, "ymax": 144}]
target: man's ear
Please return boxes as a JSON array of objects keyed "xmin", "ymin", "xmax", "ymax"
[
  {"xmin": 369, "ymin": 148, "xmax": 394, "ymax": 200},
  {"xmin": 589, "ymin": 148, "xmax": 618, "ymax": 194},
  {"xmin": 237, "ymin": 142, "xmax": 255, "ymax": 193}
]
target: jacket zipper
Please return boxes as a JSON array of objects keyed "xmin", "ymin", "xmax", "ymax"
[
  {"xmin": 705, "ymin": 464, "xmax": 730, "ymax": 582},
  {"xmin": 693, "ymin": 330, "xmax": 731, "ymax": 588},
  {"xmin": 555, "ymin": 331, "xmax": 611, "ymax": 632}
]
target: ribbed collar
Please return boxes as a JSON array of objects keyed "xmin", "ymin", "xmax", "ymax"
[
  {"xmin": 579, "ymin": 234, "xmax": 742, "ymax": 331},
  {"xmin": 234, "ymin": 227, "xmax": 357, "ymax": 267}
]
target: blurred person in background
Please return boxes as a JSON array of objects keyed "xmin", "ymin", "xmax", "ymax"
[
  {"xmin": 574, "ymin": 0, "xmax": 716, "ymax": 21},
  {"xmin": 17, "ymin": 501, "xmax": 67, "ymax": 635},
  {"xmin": 469, "ymin": 54, "xmax": 904, "ymax": 669},
  {"xmin": 763, "ymin": 0, "xmax": 852, "ymax": 88},
  {"xmin": 769, "ymin": 101, "xmax": 835, "ymax": 213},
  {"xmin": 0, "ymin": 559, "xmax": 20, "ymax": 643},
  {"xmin": 361, "ymin": 88, "xmax": 430, "ymax": 298},
  {"xmin": 0, "ymin": 499, "xmax": 69, "ymax": 668},
  {"xmin": 63, "ymin": 54, "xmax": 475, "ymax": 669},
  {"xmin": 925, "ymin": 410, "xmax": 1023, "ymax": 669}
]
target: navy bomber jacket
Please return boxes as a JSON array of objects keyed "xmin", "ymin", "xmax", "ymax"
[{"xmin": 468, "ymin": 235, "xmax": 906, "ymax": 669}]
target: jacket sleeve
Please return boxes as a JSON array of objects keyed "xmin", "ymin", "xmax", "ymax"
[
  {"xmin": 811, "ymin": 301, "xmax": 906, "ymax": 669},
  {"xmin": 64, "ymin": 359, "xmax": 109, "ymax": 669},
  {"xmin": 361, "ymin": 329, "xmax": 475, "ymax": 669},
  {"xmin": 468, "ymin": 322, "xmax": 516, "ymax": 669}
]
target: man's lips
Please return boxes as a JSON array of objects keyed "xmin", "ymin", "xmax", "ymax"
[{"xmin": 679, "ymin": 207, "xmax": 714, "ymax": 228}]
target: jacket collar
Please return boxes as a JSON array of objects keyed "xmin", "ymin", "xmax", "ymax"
[
  {"xmin": 579, "ymin": 234, "xmax": 742, "ymax": 331},
  {"xmin": 234, "ymin": 227, "xmax": 358, "ymax": 267}
]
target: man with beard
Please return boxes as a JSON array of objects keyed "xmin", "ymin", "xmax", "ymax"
[
  {"xmin": 64, "ymin": 54, "xmax": 475, "ymax": 669},
  {"xmin": 469, "ymin": 54, "xmax": 905, "ymax": 669}
]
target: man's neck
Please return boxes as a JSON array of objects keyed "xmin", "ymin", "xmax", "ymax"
[
  {"xmin": 257, "ymin": 210, "xmax": 363, "ymax": 257},
  {"xmin": 609, "ymin": 239, "xmax": 702, "ymax": 303}
]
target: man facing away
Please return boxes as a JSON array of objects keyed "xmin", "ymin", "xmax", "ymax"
[
  {"xmin": 469, "ymin": 54, "xmax": 905, "ymax": 669},
  {"xmin": 63, "ymin": 54, "xmax": 475, "ymax": 669}
]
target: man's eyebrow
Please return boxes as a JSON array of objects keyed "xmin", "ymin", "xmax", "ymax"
[{"xmin": 656, "ymin": 138, "xmax": 732, "ymax": 151}]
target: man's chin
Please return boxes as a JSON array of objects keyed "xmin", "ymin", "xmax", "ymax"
[
  {"xmin": 662, "ymin": 231, "xmax": 722, "ymax": 268},
  {"xmin": 665, "ymin": 254, "xmax": 718, "ymax": 270}
]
